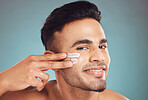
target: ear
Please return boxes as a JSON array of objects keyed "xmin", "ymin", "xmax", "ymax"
[{"xmin": 44, "ymin": 50, "xmax": 55, "ymax": 55}]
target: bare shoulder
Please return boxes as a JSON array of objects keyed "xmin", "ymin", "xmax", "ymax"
[
  {"xmin": 100, "ymin": 89, "xmax": 129, "ymax": 100},
  {"xmin": 0, "ymin": 80, "xmax": 57, "ymax": 100}
]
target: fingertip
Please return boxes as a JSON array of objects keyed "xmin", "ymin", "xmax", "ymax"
[
  {"xmin": 67, "ymin": 53, "xmax": 80, "ymax": 58},
  {"xmin": 59, "ymin": 53, "xmax": 67, "ymax": 58},
  {"xmin": 37, "ymin": 86, "xmax": 44, "ymax": 91},
  {"xmin": 63, "ymin": 61, "xmax": 73, "ymax": 67},
  {"xmin": 37, "ymin": 87, "xmax": 41, "ymax": 91}
]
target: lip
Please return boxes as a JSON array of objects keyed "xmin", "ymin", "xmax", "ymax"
[
  {"xmin": 83, "ymin": 66, "xmax": 106, "ymax": 71},
  {"xmin": 83, "ymin": 66, "xmax": 106, "ymax": 77}
]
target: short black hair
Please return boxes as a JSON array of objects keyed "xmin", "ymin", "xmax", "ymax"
[{"xmin": 41, "ymin": 1, "xmax": 101, "ymax": 52}]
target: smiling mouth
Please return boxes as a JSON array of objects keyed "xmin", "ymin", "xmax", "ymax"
[
  {"xmin": 83, "ymin": 67, "xmax": 106, "ymax": 77},
  {"xmin": 85, "ymin": 69, "xmax": 104, "ymax": 72}
]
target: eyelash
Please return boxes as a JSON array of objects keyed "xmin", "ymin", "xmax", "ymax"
[
  {"xmin": 76, "ymin": 47, "xmax": 89, "ymax": 50},
  {"xmin": 76, "ymin": 45, "xmax": 107, "ymax": 50},
  {"xmin": 99, "ymin": 45, "xmax": 107, "ymax": 49}
]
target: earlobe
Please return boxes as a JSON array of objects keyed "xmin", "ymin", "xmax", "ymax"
[{"xmin": 44, "ymin": 50, "xmax": 55, "ymax": 55}]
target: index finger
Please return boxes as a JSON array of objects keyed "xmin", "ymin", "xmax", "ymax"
[{"xmin": 28, "ymin": 53, "xmax": 67, "ymax": 61}]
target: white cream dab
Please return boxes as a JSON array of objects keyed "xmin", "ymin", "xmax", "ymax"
[
  {"xmin": 71, "ymin": 58, "xmax": 78, "ymax": 64},
  {"xmin": 66, "ymin": 53, "xmax": 80, "ymax": 64}
]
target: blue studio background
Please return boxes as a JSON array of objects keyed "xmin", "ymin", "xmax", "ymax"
[{"xmin": 0, "ymin": 0, "xmax": 148, "ymax": 99}]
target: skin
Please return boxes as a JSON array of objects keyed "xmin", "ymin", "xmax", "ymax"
[{"xmin": 0, "ymin": 18, "xmax": 129, "ymax": 100}]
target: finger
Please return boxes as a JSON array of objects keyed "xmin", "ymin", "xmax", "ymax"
[
  {"xmin": 49, "ymin": 60, "xmax": 73, "ymax": 70},
  {"xmin": 39, "ymin": 80, "xmax": 47, "ymax": 91},
  {"xmin": 28, "ymin": 53, "xmax": 67, "ymax": 61},
  {"xmin": 30, "ymin": 78, "xmax": 44, "ymax": 90},
  {"xmin": 33, "ymin": 70, "xmax": 49, "ymax": 83},
  {"xmin": 33, "ymin": 70, "xmax": 49, "ymax": 91},
  {"xmin": 42, "ymin": 60, "xmax": 73, "ymax": 70},
  {"xmin": 31, "ymin": 60, "xmax": 73, "ymax": 70}
]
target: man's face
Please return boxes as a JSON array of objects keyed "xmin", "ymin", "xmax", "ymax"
[{"xmin": 54, "ymin": 18, "xmax": 110, "ymax": 92}]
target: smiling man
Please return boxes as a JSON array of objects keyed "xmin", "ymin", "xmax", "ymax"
[{"xmin": 0, "ymin": 1, "xmax": 128, "ymax": 100}]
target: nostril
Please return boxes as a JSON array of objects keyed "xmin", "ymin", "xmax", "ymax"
[{"xmin": 93, "ymin": 60, "xmax": 99, "ymax": 62}]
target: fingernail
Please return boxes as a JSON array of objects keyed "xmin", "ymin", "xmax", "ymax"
[
  {"xmin": 71, "ymin": 58, "xmax": 78, "ymax": 64},
  {"xmin": 67, "ymin": 53, "xmax": 80, "ymax": 58},
  {"xmin": 60, "ymin": 53, "xmax": 67, "ymax": 58},
  {"xmin": 64, "ymin": 61, "xmax": 73, "ymax": 67}
]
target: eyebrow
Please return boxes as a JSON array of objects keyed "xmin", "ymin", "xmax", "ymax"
[
  {"xmin": 72, "ymin": 39, "xmax": 93, "ymax": 47},
  {"xmin": 71, "ymin": 39, "xmax": 108, "ymax": 47},
  {"xmin": 100, "ymin": 39, "xmax": 108, "ymax": 44}
]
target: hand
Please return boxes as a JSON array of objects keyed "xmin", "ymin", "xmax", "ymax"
[{"xmin": 0, "ymin": 53, "xmax": 73, "ymax": 95}]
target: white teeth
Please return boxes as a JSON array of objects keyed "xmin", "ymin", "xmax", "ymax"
[{"xmin": 87, "ymin": 69, "xmax": 103, "ymax": 71}]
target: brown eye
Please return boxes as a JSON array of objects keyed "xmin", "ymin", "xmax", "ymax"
[
  {"xmin": 77, "ymin": 47, "xmax": 89, "ymax": 50},
  {"xmin": 99, "ymin": 45, "xmax": 107, "ymax": 49}
]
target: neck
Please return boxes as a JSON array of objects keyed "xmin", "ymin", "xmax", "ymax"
[{"xmin": 53, "ymin": 71, "xmax": 100, "ymax": 100}]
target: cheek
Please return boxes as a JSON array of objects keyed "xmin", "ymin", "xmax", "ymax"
[
  {"xmin": 101, "ymin": 49, "xmax": 110, "ymax": 60},
  {"xmin": 77, "ymin": 54, "xmax": 89, "ymax": 67},
  {"xmin": 104, "ymin": 50, "xmax": 110, "ymax": 66}
]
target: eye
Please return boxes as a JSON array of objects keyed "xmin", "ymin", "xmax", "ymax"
[
  {"xmin": 76, "ymin": 47, "xmax": 89, "ymax": 50},
  {"xmin": 99, "ymin": 45, "xmax": 107, "ymax": 49}
]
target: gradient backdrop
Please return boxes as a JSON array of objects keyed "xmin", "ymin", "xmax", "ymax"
[{"xmin": 0, "ymin": 0, "xmax": 148, "ymax": 99}]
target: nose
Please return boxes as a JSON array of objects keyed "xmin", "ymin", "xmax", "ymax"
[{"xmin": 89, "ymin": 48, "xmax": 105, "ymax": 62}]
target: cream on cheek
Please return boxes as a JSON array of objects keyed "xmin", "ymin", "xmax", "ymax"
[
  {"xmin": 65, "ymin": 52, "xmax": 88, "ymax": 69},
  {"xmin": 69, "ymin": 54, "xmax": 88, "ymax": 74},
  {"xmin": 66, "ymin": 53, "xmax": 80, "ymax": 64}
]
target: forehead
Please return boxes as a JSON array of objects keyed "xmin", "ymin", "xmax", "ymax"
[{"xmin": 55, "ymin": 18, "xmax": 106, "ymax": 46}]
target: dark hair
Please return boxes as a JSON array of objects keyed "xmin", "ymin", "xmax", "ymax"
[{"xmin": 41, "ymin": 1, "xmax": 101, "ymax": 52}]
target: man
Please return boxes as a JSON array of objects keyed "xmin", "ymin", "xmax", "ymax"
[{"xmin": 0, "ymin": 1, "xmax": 129, "ymax": 100}]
